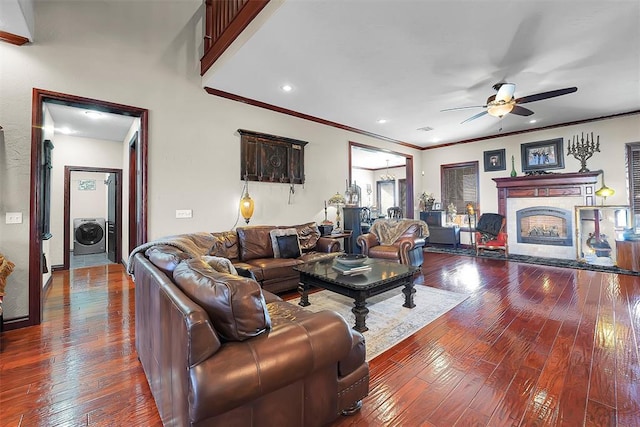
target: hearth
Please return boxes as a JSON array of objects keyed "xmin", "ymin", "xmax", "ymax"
[{"xmin": 516, "ymin": 207, "xmax": 573, "ymax": 246}]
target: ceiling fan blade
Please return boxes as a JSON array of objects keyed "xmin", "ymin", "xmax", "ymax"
[
  {"xmin": 461, "ymin": 110, "xmax": 488, "ymax": 124},
  {"xmin": 440, "ymin": 105, "xmax": 486, "ymax": 112},
  {"xmin": 495, "ymin": 83, "xmax": 516, "ymax": 102},
  {"xmin": 515, "ymin": 87, "xmax": 577, "ymax": 104},
  {"xmin": 510, "ymin": 105, "xmax": 535, "ymax": 116}
]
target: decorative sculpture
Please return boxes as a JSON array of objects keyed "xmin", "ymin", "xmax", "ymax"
[{"xmin": 567, "ymin": 132, "xmax": 600, "ymax": 173}]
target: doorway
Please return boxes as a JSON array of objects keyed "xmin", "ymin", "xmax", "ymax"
[
  {"xmin": 349, "ymin": 141, "xmax": 414, "ymax": 219},
  {"xmin": 24, "ymin": 89, "xmax": 149, "ymax": 329},
  {"xmin": 64, "ymin": 167, "xmax": 123, "ymax": 270}
]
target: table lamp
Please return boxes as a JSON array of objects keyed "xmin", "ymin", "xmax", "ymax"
[{"xmin": 328, "ymin": 192, "xmax": 346, "ymax": 232}]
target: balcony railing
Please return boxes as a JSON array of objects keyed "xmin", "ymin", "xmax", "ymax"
[{"xmin": 201, "ymin": 0, "xmax": 270, "ymax": 75}]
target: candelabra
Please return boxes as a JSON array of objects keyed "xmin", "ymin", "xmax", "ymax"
[{"xmin": 567, "ymin": 132, "xmax": 600, "ymax": 173}]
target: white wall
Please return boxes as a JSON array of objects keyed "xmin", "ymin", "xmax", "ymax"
[
  {"xmin": 41, "ymin": 104, "xmax": 55, "ymax": 286},
  {"xmin": 69, "ymin": 171, "xmax": 108, "ymax": 251},
  {"xmin": 49, "ymin": 134, "xmax": 123, "ymax": 266},
  {"xmin": 0, "ymin": 1, "xmax": 422, "ymax": 321}
]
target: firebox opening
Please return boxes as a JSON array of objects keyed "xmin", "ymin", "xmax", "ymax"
[{"xmin": 516, "ymin": 207, "xmax": 573, "ymax": 246}]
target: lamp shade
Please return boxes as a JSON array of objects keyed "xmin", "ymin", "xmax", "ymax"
[
  {"xmin": 240, "ymin": 192, "xmax": 254, "ymax": 224},
  {"xmin": 595, "ymin": 185, "xmax": 615, "ymax": 198},
  {"xmin": 240, "ymin": 178, "xmax": 255, "ymax": 224},
  {"xmin": 328, "ymin": 192, "xmax": 346, "ymax": 206},
  {"xmin": 595, "ymin": 172, "xmax": 615, "ymax": 201},
  {"xmin": 466, "ymin": 202, "xmax": 475, "ymax": 216}
]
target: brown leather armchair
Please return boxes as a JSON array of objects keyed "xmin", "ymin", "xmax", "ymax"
[{"xmin": 357, "ymin": 219, "xmax": 429, "ymax": 267}]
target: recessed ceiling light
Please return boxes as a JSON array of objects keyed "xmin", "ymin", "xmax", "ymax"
[
  {"xmin": 377, "ymin": 119, "xmax": 387, "ymax": 124},
  {"xmin": 85, "ymin": 110, "xmax": 103, "ymax": 119},
  {"xmin": 281, "ymin": 84, "xmax": 293, "ymax": 92},
  {"xmin": 529, "ymin": 119, "xmax": 537, "ymax": 124}
]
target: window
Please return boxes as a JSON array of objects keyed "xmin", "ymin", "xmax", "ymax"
[
  {"xmin": 626, "ymin": 142, "xmax": 640, "ymax": 230},
  {"xmin": 441, "ymin": 161, "xmax": 479, "ymax": 214}
]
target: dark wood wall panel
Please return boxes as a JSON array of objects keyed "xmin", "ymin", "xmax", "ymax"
[{"xmin": 239, "ymin": 129, "xmax": 307, "ymax": 184}]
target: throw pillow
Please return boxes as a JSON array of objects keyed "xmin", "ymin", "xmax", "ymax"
[
  {"xmin": 173, "ymin": 258, "xmax": 271, "ymax": 341},
  {"xmin": 276, "ymin": 234, "xmax": 302, "ymax": 259},
  {"xmin": 291, "ymin": 222, "xmax": 321, "ymax": 251},
  {"xmin": 269, "ymin": 228, "xmax": 300, "ymax": 258}
]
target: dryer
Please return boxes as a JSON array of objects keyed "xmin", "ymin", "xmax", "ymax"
[{"xmin": 73, "ymin": 218, "xmax": 106, "ymax": 255}]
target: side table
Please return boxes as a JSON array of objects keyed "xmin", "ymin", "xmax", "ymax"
[
  {"xmin": 615, "ymin": 240, "xmax": 640, "ymax": 272},
  {"xmin": 329, "ymin": 231, "xmax": 353, "ymax": 254}
]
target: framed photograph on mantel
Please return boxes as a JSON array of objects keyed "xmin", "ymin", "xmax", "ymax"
[
  {"xmin": 521, "ymin": 138, "xmax": 564, "ymax": 173},
  {"xmin": 483, "ymin": 149, "xmax": 506, "ymax": 172}
]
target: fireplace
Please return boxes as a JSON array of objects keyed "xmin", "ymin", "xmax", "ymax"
[
  {"xmin": 493, "ymin": 172, "xmax": 600, "ymax": 259},
  {"xmin": 516, "ymin": 207, "xmax": 573, "ymax": 246}
]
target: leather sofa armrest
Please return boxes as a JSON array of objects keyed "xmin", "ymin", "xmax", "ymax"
[
  {"xmin": 316, "ymin": 236, "xmax": 341, "ymax": 253},
  {"xmin": 188, "ymin": 309, "xmax": 353, "ymax": 421},
  {"xmin": 396, "ymin": 237, "xmax": 426, "ymax": 265},
  {"xmin": 339, "ymin": 330, "xmax": 366, "ymax": 377},
  {"xmin": 356, "ymin": 233, "xmax": 380, "ymax": 255}
]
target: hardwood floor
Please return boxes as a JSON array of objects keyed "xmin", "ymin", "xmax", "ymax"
[{"xmin": 1, "ymin": 253, "xmax": 638, "ymax": 426}]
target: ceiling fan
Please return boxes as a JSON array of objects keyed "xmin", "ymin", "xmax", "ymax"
[{"xmin": 442, "ymin": 83, "xmax": 578, "ymax": 124}]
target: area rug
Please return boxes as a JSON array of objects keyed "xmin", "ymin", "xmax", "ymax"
[
  {"xmin": 289, "ymin": 286, "xmax": 468, "ymax": 361},
  {"xmin": 424, "ymin": 246, "xmax": 640, "ymax": 276}
]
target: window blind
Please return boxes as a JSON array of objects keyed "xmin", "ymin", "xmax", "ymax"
[{"xmin": 441, "ymin": 161, "xmax": 479, "ymax": 213}]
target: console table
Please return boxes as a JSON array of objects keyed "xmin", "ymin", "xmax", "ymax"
[{"xmin": 426, "ymin": 226, "xmax": 460, "ymax": 248}]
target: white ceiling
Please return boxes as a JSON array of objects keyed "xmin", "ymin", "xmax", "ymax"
[
  {"xmin": 45, "ymin": 103, "xmax": 135, "ymax": 143},
  {"xmin": 0, "ymin": 0, "xmax": 34, "ymax": 40},
  {"xmin": 203, "ymin": 0, "xmax": 640, "ymax": 148}
]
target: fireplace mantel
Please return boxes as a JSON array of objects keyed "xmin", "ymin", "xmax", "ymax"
[{"xmin": 493, "ymin": 171, "xmax": 601, "ymax": 217}]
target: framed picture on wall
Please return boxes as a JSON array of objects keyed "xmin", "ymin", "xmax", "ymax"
[
  {"xmin": 483, "ymin": 149, "xmax": 506, "ymax": 172},
  {"xmin": 521, "ymin": 138, "xmax": 564, "ymax": 173}
]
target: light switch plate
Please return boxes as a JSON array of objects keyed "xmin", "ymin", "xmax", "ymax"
[
  {"xmin": 6, "ymin": 212, "xmax": 23, "ymax": 224},
  {"xmin": 175, "ymin": 209, "xmax": 192, "ymax": 219}
]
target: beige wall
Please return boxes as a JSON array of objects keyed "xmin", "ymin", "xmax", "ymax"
[
  {"xmin": 0, "ymin": 1, "xmax": 421, "ymax": 321},
  {"xmin": 419, "ymin": 115, "xmax": 640, "ymax": 214}
]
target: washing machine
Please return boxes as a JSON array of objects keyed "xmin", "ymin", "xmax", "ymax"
[{"xmin": 73, "ymin": 218, "xmax": 106, "ymax": 255}]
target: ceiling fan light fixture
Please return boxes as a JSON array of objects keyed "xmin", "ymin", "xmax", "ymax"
[{"xmin": 487, "ymin": 102, "xmax": 514, "ymax": 118}]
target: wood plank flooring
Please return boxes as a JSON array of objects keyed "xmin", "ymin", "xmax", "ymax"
[{"xmin": 1, "ymin": 253, "xmax": 639, "ymax": 426}]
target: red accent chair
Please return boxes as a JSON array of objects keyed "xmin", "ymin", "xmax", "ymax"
[{"xmin": 475, "ymin": 213, "xmax": 508, "ymax": 257}]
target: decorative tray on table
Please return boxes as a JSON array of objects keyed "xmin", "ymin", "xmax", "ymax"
[{"xmin": 333, "ymin": 254, "xmax": 371, "ymax": 275}]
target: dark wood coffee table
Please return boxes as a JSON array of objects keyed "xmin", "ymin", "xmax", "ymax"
[{"xmin": 294, "ymin": 258, "xmax": 419, "ymax": 332}]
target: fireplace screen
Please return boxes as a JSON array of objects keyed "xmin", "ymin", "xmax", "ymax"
[{"xmin": 517, "ymin": 207, "xmax": 573, "ymax": 246}]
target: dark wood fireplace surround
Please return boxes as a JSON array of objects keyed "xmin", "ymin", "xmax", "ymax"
[{"xmin": 493, "ymin": 171, "xmax": 601, "ymax": 220}]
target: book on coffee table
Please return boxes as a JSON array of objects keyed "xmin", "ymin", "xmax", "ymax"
[{"xmin": 332, "ymin": 264, "xmax": 372, "ymax": 275}]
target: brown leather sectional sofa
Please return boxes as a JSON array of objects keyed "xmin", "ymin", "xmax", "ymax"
[
  {"xmin": 209, "ymin": 222, "xmax": 342, "ymax": 294},
  {"xmin": 131, "ymin": 233, "xmax": 369, "ymax": 426}
]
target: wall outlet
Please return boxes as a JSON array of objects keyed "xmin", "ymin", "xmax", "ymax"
[
  {"xmin": 6, "ymin": 212, "xmax": 23, "ymax": 224},
  {"xmin": 175, "ymin": 209, "xmax": 192, "ymax": 219}
]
